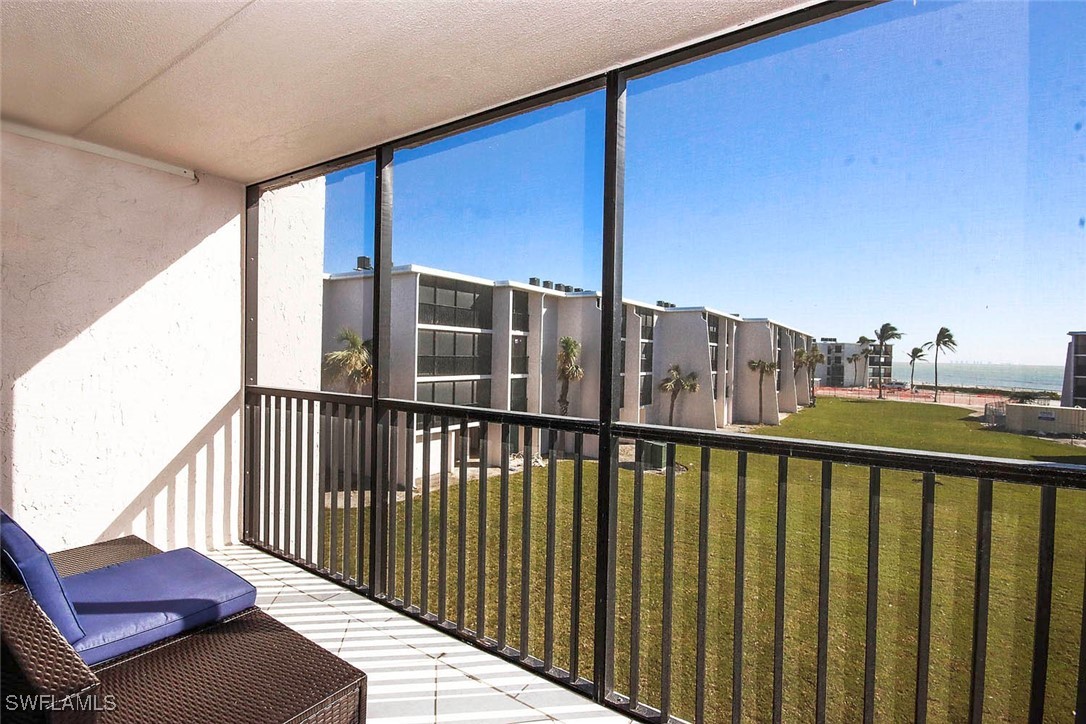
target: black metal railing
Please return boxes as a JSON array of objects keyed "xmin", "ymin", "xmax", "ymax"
[{"xmin": 244, "ymin": 385, "xmax": 1086, "ymax": 723}]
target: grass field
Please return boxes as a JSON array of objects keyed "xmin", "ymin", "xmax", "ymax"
[{"xmin": 318, "ymin": 398, "xmax": 1086, "ymax": 723}]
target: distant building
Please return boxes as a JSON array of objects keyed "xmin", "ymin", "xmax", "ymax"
[
  {"xmin": 322, "ymin": 265, "xmax": 813, "ymax": 443},
  {"xmin": 814, "ymin": 338, "xmax": 894, "ymax": 388},
  {"xmin": 1061, "ymin": 331, "xmax": 1086, "ymax": 407}
]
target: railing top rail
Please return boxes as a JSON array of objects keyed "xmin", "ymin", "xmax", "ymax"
[
  {"xmin": 381, "ymin": 397, "xmax": 600, "ymax": 435},
  {"xmin": 613, "ymin": 422, "xmax": 1086, "ymax": 489},
  {"xmin": 246, "ymin": 385, "xmax": 374, "ymax": 407},
  {"xmin": 245, "ymin": 385, "xmax": 1086, "ymax": 488},
  {"xmin": 245, "ymin": 385, "xmax": 599, "ymax": 434}
]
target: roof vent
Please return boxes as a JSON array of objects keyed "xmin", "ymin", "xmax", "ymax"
[
  {"xmin": 529, "ymin": 277, "xmax": 541, "ymax": 286},
  {"xmin": 356, "ymin": 256, "xmax": 372, "ymax": 271},
  {"xmin": 543, "ymin": 280, "xmax": 554, "ymax": 289}
]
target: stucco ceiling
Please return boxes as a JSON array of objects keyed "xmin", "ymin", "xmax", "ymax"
[{"xmin": 2, "ymin": 0, "xmax": 813, "ymax": 184}]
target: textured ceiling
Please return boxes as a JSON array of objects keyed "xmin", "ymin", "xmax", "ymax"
[{"xmin": 2, "ymin": 0, "xmax": 812, "ymax": 184}]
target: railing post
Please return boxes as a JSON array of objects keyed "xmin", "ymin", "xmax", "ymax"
[
  {"xmin": 369, "ymin": 144, "xmax": 394, "ymax": 597},
  {"xmin": 593, "ymin": 67, "xmax": 625, "ymax": 704}
]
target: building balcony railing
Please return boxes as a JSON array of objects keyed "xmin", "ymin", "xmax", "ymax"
[{"xmin": 243, "ymin": 384, "xmax": 1086, "ymax": 723}]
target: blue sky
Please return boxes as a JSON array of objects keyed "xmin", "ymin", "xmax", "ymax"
[{"xmin": 324, "ymin": 0, "xmax": 1085, "ymax": 366}]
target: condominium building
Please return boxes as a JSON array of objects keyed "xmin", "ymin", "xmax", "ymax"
[
  {"xmin": 815, "ymin": 338, "xmax": 894, "ymax": 388},
  {"xmin": 321, "ymin": 265, "xmax": 812, "ymax": 442},
  {"xmin": 1061, "ymin": 331, "xmax": 1086, "ymax": 407}
]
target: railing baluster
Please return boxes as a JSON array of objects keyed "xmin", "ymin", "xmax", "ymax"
[
  {"xmin": 630, "ymin": 439, "xmax": 645, "ymax": 709},
  {"xmin": 916, "ymin": 472, "xmax": 936, "ymax": 724},
  {"xmin": 968, "ymin": 478, "xmax": 992, "ymax": 724},
  {"xmin": 404, "ymin": 411, "xmax": 415, "ymax": 608},
  {"xmin": 660, "ymin": 443, "xmax": 677, "ymax": 722},
  {"xmin": 816, "ymin": 460, "xmax": 832, "ymax": 723},
  {"xmin": 439, "ymin": 416, "xmax": 450, "ymax": 623},
  {"xmin": 476, "ymin": 423, "xmax": 488, "ymax": 637},
  {"xmin": 773, "ymin": 455, "xmax": 789, "ymax": 724},
  {"xmin": 294, "ymin": 399, "xmax": 304, "ymax": 561},
  {"xmin": 520, "ymin": 425, "xmax": 533, "ymax": 659},
  {"xmin": 569, "ymin": 432, "xmax": 584, "ymax": 683},
  {"xmin": 283, "ymin": 397, "xmax": 294, "ymax": 556},
  {"xmin": 695, "ymin": 447, "xmax": 711, "ymax": 723},
  {"xmin": 342, "ymin": 402, "xmax": 352, "ymax": 579},
  {"xmin": 329, "ymin": 403, "xmax": 341, "ymax": 576},
  {"xmin": 273, "ymin": 395, "xmax": 283, "ymax": 552},
  {"xmin": 388, "ymin": 410, "xmax": 399, "ymax": 600},
  {"xmin": 263, "ymin": 394, "xmax": 272, "ymax": 547},
  {"xmin": 498, "ymin": 423, "xmax": 511, "ymax": 650},
  {"xmin": 306, "ymin": 399, "xmax": 315, "ymax": 564},
  {"xmin": 544, "ymin": 429, "xmax": 558, "ymax": 671},
  {"xmin": 733, "ymin": 451, "xmax": 748, "ymax": 724},
  {"xmin": 864, "ymin": 467, "xmax": 881, "ymax": 724},
  {"xmin": 317, "ymin": 401, "xmax": 328, "ymax": 572},
  {"xmin": 244, "ymin": 397, "xmax": 255, "ymax": 542},
  {"xmin": 421, "ymin": 414, "xmax": 433, "ymax": 616},
  {"xmin": 360, "ymin": 405, "xmax": 369, "ymax": 586},
  {"xmin": 457, "ymin": 416, "xmax": 469, "ymax": 631},
  {"xmin": 1029, "ymin": 484, "xmax": 1057, "ymax": 721}
]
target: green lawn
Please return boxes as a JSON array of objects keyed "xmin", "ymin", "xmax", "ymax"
[{"xmin": 321, "ymin": 398, "xmax": 1085, "ymax": 723}]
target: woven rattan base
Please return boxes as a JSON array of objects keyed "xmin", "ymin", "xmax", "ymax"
[{"xmin": 91, "ymin": 609, "xmax": 365, "ymax": 724}]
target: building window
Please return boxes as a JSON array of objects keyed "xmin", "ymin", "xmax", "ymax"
[
  {"xmin": 512, "ymin": 290, "xmax": 529, "ymax": 332},
  {"xmin": 639, "ymin": 374, "xmax": 654, "ymax": 407},
  {"xmin": 639, "ymin": 341, "xmax": 654, "ymax": 374},
  {"xmin": 417, "ymin": 330, "xmax": 492, "ymax": 376},
  {"xmin": 640, "ymin": 309, "xmax": 655, "ymax": 341},
  {"xmin": 417, "ymin": 379, "xmax": 490, "ymax": 407},
  {"xmin": 510, "ymin": 377, "xmax": 528, "ymax": 412},
  {"xmin": 511, "ymin": 334, "xmax": 529, "ymax": 375},
  {"xmin": 418, "ymin": 275, "xmax": 493, "ymax": 329}
]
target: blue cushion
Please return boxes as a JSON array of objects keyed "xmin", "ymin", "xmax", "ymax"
[
  {"xmin": 0, "ymin": 510, "xmax": 85, "ymax": 644},
  {"xmin": 65, "ymin": 548, "xmax": 256, "ymax": 666}
]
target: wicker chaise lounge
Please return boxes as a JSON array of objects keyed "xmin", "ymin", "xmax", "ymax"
[{"xmin": 1, "ymin": 520, "xmax": 367, "ymax": 724}]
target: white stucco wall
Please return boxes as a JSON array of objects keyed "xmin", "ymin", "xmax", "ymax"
[
  {"xmin": 778, "ymin": 333, "xmax": 798, "ymax": 413},
  {"xmin": 651, "ymin": 311, "xmax": 715, "ymax": 429},
  {"xmin": 1061, "ymin": 340, "xmax": 1075, "ymax": 407},
  {"xmin": 321, "ymin": 274, "xmax": 374, "ymax": 394},
  {"xmin": 733, "ymin": 321, "xmax": 780, "ymax": 425},
  {"xmin": 1, "ymin": 131, "xmax": 244, "ymax": 551},
  {"xmin": 257, "ymin": 177, "xmax": 326, "ymax": 390}
]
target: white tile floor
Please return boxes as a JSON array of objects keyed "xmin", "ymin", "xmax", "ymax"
[{"xmin": 206, "ymin": 545, "xmax": 632, "ymax": 724}]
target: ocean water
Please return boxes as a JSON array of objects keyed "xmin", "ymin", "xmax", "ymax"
[{"xmin": 890, "ymin": 361, "xmax": 1064, "ymax": 392}]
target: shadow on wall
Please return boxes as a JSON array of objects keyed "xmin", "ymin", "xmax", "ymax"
[{"xmin": 99, "ymin": 394, "xmax": 242, "ymax": 551}]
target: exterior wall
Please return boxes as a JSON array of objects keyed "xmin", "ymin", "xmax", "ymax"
[
  {"xmin": 816, "ymin": 342, "xmax": 870, "ymax": 388},
  {"xmin": 651, "ymin": 311, "xmax": 715, "ymax": 429},
  {"xmin": 258, "ymin": 177, "xmax": 325, "ymax": 390},
  {"xmin": 1005, "ymin": 404, "xmax": 1086, "ymax": 435},
  {"xmin": 322, "ymin": 274, "xmax": 374, "ymax": 393},
  {"xmin": 620, "ymin": 305, "xmax": 641, "ymax": 422},
  {"xmin": 527, "ymin": 290, "xmax": 547, "ymax": 415},
  {"xmin": 390, "ymin": 272, "xmax": 420, "ymax": 400},
  {"xmin": 1062, "ymin": 334, "xmax": 1086, "ymax": 408},
  {"xmin": 795, "ymin": 364, "xmax": 812, "ymax": 406},
  {"xmin": 1062, "ymin": 340, "xmax": 1075, "ymax": 406},
  {"xmin": 1, "ymin": 131, "xmax": 244, "ymax": 551},
  {"xmin": 778, "ymin": 333, "xmax": 798, "ymax": 413},
  {"xmin": 733, "ymin": 321, "xmax": 780, "ymax": 425}
]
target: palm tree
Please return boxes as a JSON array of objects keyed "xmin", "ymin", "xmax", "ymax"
[
  {"xmin": 873, "ymin": 323, "xmax": 902, "ymax": 399},
  {"xmin": 854, "ymin": 335, "xmax": 873, "ymax": 388},
  {"xmin": 846, "ymin": 352, "xmax": 864, "ymax": 387},
  {"xmin": 748, "ymin": 359, "xmax": 779, "ymax": 424},
  {"xmin": 932, "ymin": 327, "xmax": 957, "ymax": 402},
  {"xmin": 906, "ymin": 343, "xmax": 932, "ymax": 393},
  {"xmin": 323, "ymin": 327, "xmax": 372, "ymax": 394},
  {"xmin": 659, "ymin": 364, "xmax": 700, "ymax": 427},
  {"xmin": 804, "ymin": 346, "xmax": 825, "ymax": 406},
  {"xmin": 556, "ymin": 336, "xmax": 584, "ymax": 416}
]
